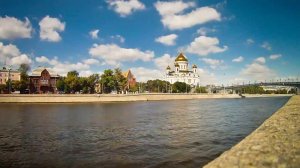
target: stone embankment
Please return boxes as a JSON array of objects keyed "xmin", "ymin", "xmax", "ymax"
[
  {"xmin": 204, "ymin": 95, "xmax": 300, "ymax": 168},
  {"xmin": 0, "ymin": 94, "xmax": 292, "ymax": 103}
]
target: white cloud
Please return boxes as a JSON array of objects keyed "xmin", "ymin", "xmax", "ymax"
[
  {"xmin": 83, "ymin": 58, "xmax": 100, "ymax": 65},
  {"xmin": 232, "ymin": 56, "xmax": 244, "ymax": 63},
  {"xmin": 197, "ymin": 68, "xmax": 218, "ymax": 85},
  {"xmin": 107, "ymin": 0, "xmax": 145, "ymax": 17},
  {"xmin": 154, "ymin": 1, "xmax": 221, "ymax": 30},
  {"xmin": 254, "ymin": 57, "xmax": 266, "ymax": 64},
  {"xmin": 154, "ymin": 54, "xmax": 176, "ymax": 70},
  {"xmin": 131, "ymin": 67, "xmax": 162, "ymax": 82},
  {"xmin": 154, "ymin": 0, "xmax": 195, "ymax": 16},
  {"xmin": 35, "ymin": 56, "xmax": 91, "ymax": 76},
  {"xmin": 0, "ymin": 16, "xmax": 32, "ymax": 40},
  {"xmin": 246, "ymin": 38, "xmax": 254, "ymax": 45},
  {"xmin": 39, "ymin": 16, "xmax": 65, "ymax": 42},
  {"xmin": 202, "ymin": 58, "xmax": 224, "ymax": 69},
  {"xmin": 269, "ymin": 54, "xmax": 282, "ymax": 60},
  {"xmin": 111, "ymin": 35, "xmax": 125, "ymax": 43},
  {"xmin": 155, "ymin": 34, "xmax": 178, "ymax": 46},
  {"xmin": 197, "ymin": 27, "xmax": 216, "ymax": 36},
  {"xmin": 241, "ymin": 62, "xmax": 276, "ymax": 81},
  {"xmin": 89, "ymin": 29, "xmax": 99, "ymax": 39},
  {"xmin": 185, "ymin": 36, "xmax": 228, "ymax": 56},
  {"xmin": 89, "ymin": 43, "xmax": 154, "ymax": 65},
  {"xmin": 0, "ymin": 42, "xmax": 32, "ymax": 66},
  {"xmin": 240, "ymin": 57, "xmax": 276, "ymax": 81},
  {"xmin": 261, "ymin": 42, "xmax": 272, "ymax": 50},
  {"xmin": 10, "ymin": 54, "xmax": 32, "ymax": 65}
]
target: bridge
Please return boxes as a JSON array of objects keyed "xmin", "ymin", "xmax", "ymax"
[{"xmin": 213, "ymin": 81, "xmax": 300, "ymax": 94}]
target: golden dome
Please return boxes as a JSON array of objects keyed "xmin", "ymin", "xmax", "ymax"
[
  {"xmin": 192, "ymin": 64, "xmax": 197, "ymax": 68},
  {"xmin": 166, "ymin": 65, "xmax": 171, "ymax": 70},
  {"xmin": 175, "ymin": 53, "xmax": 188, "ymax": 62}
]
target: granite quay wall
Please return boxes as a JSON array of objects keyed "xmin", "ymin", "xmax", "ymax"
[
  {"xmin": 0, "ymin": 94, "xmax": 292, "ymax": 103},
  {"xmin": 204, "ymin": 95, "xmax": 300, "ymax": 168}
]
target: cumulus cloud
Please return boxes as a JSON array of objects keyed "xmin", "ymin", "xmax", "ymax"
[
  {"xmin": 197, "ymin": 27, "xmax": 216, "ymax": 36},
  {"xmin": 35, "ymin": 56, "xmax": 91, "ymax": 76},
  {"xmin": 154, "ymin": 54, "xmax": 176, "ymax": 70},
  {"xmin": 0, "ymin": 42, "xmax": 32, "ymax": 66},
  {"xmin": 202, "ymin": 58, "xmax": 224, "ymax": 69},
  {"xmin": 261, "ymin": 41, "xmax": 272, "ymax": 50},
  {"xmin": 39, "ymin": 16, "xmax": 65, "ymax": 42},
  {"xmin": 246, "ymin": 38, "xmax": 254, "ymax": 45},
  {"xmin": 254, "ymin": 57, "xmax": 266, "ymax": 64},
  {"xmin": 197, "ymin": 68, "xmax": 218, "ymax": 85},
  {"xmin": 106, "ymin": 0, "xmax": 145, "ymax": 17},
  {"xmin": 154, "ymin": 1, "xmax": 221, "ymax": 30},
  {"xmin": 241, "ymin": 57, "xmax": 276, "ymax": 81},
  {"xmin": 111, "ymin": 35, "xmax": 125, "ymax": 43},
  {"xmin": 0, "ymin": 16, "xmax": 32, "ymax": 40},
  {"xmin": 89, "ymin": 29, "xmax": 99, "ymax": 39},
  {"xmin": 131, "ymin": 67, "xmax": 162, "ymax": 82},
  {"xmin": 269, "ymin": 54, "xmax": 282, "ymax": 60},
  {"xmin": 232, "ymin": 56, "xmax": 244, "ymax": 63},
  {"xmin": 155, "ymin": 34, "xmax": 178, "ymax": 46},
  {"xmin": 89, "ymin": 43, "xmax": 154, "ymax": 65},
  {"xmin": 83, "ymin": 58, "xmax": 100, "ymax": 65},
  {"xmin": 185, "ymin": 36, "xmax": 228, "ymax": 56}
]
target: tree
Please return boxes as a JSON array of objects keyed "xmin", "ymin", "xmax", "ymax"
[
  {"xmin": 18, "ymin": 64, "xmax": 30, "ymax": 93},
  {"xmin": 100, "ymin": 69, "xmax": 116, "ymax": 93},
  {"xmin": 65, "ymin": 71, "xmax": 80, "ymax": 93},
  {"xmin": 114, "ymin": 68, "xmax": 127, "ymax": 93},
  {"xmin": 195, "ymin": 86, "xmax": 207, "ymax": 93},
  {"xmin": 87, "ymin": 74, "xmax": 99, "ymax": 94},
  {"xmin": 0, "ymin": 84, "xmax": 6, "ymax": 93},
  {"xmin": 172, "ymin": 82, "xmax": 191, "ymax": 93},
  {"xmin": 56, "ymin": 78, "xmax": 65, "ymax": 92}
]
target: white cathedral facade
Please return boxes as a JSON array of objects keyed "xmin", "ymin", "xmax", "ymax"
[{"xmin": 164, "ymin": 53, "xmax": 200, "ymax": 86}]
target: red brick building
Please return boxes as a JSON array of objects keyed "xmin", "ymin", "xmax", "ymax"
[
  {"xmin": 123, "ymin": 69, "xmax": 136, "ymax": 89},
  {"xmin": 29, "ymin": 67, "xmax": 60, "ymax": 94}
]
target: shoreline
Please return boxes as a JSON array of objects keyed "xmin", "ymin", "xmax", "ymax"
[
  {"xmin": 0, "ymin": 94, "xmax": 293, "ymax": 103},
  {"xmin": 204, "ymin": 95, "xmax": 300, "ymax": 167}
]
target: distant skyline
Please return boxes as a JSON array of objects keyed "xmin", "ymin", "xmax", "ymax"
[{"xmin": 0, "ymin": 0, "xmax": 299, "ymax": 85}]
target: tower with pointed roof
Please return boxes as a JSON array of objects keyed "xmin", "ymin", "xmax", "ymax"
[{"xmin": 164, "ymin": 53, "xmax": 200, "ymax": 86}]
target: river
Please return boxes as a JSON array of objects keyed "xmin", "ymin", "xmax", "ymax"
[{"xmin": 0, "ymin": 97, "xmax": 290, "ymax": 167}]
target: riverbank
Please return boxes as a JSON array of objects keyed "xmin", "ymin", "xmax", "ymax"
[
  {"xmin": 204, "ymin": 95, "xmax": 300, "ymax": 168},
  {"xmin": 0, "ymin": 94, "xmax": 293, "ymax": 103}
]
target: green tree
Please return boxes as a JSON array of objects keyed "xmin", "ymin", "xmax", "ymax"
[
  {"xmin": 18, "ymin": 63, "xmax": 30, "ymax": 93},
  {"xmin": 195, "ymin": 86, "xmax": 207, "ymax": 93},
  {"xmin": 114, "ymin": 68, "xmax": 127, "ymax": 93},
  {"xmin": 0, "ymin": 84, "xmax": 6, "ymax": 93},
  {"xmin": 87, "ymin": 74, "xmax": 99, "ymax": 94},
  {"xmin": 65, "ymin": 71, "xmax": 80, "ymax": 93},
  {"xmin": 146, "ymin": 79, "xmax": 170, "ymax": 93},
  {"xmin": 172, "ymin": 82, "xmax": 191, "ymax": 93},
  {"xmin": 100, "ymin": 69, "xmax": 116, "ymax": 93},
  {"xmin": 56, "ymin": 78, "xmax": 65, "ymax": 92}
]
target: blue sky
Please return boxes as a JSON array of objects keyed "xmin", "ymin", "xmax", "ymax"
[{"xmin": 0, "ymin": 0, "xmax": 299, "ymax": 85}]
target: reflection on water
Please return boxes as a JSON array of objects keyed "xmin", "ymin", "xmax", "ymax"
[{"xmin": 0, "ymin": 97, "xmax": 289, "ymax": 167}]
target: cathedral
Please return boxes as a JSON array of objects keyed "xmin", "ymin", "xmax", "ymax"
[{"xmin": 164, "ymin": 53, "xmax": 200, "ymax": 86}]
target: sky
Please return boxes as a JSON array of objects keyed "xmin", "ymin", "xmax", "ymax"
[{"xmin": 0, "ymin": 0, "xmax": 300, "ymax": 85}]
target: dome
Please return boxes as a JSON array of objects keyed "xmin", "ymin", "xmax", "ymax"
[
  {"xmin": 192, "ymin": 64, "xmax": 197, "ymax": 68},
  {"xmin": 166, "ymin": 65, "xmax": 171, "ymax": 70},
  {"xmin": 175, "ymin": 53, "xmax": 188, "ymax": 62}
]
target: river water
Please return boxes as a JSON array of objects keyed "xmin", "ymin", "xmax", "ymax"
[{"xmin": 0, "ymin": 97, "xmax": 289, "ymax": 167}]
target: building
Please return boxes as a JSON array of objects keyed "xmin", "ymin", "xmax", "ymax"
[
  {"xmin": 123, "ymin": 69, "xmax": 136, "ymax": 89},
  {"xmin": 164, "ymin": 53, "xmax": 200, "ymax": 86},
  {"xmin": 29, "ymin": 67, "xmax": 60, "ymax": 94},
  {"xmin": 0, "ymin": 67, "xmax": 21, "ymax": 85}
]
